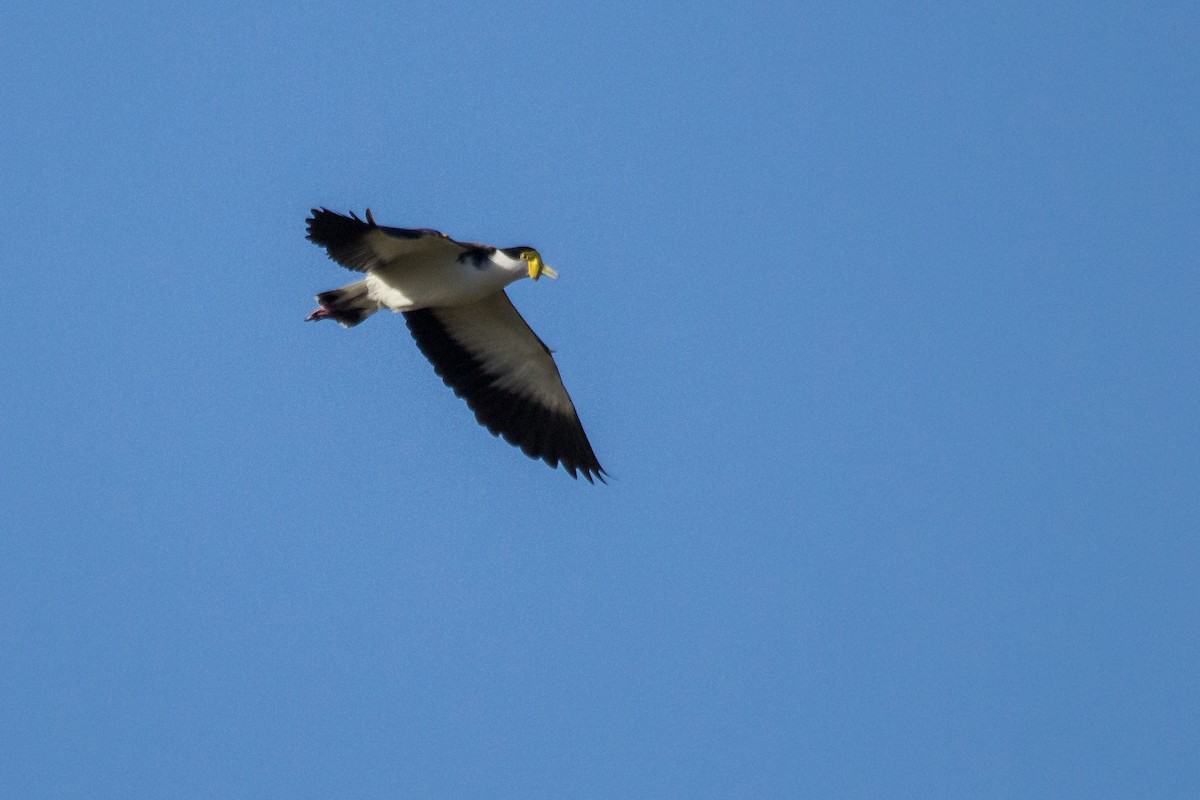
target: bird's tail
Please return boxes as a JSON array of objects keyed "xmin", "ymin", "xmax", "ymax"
[{"xmin": 308, "ymin": 280, "xmax": 380, "ymax": 328}]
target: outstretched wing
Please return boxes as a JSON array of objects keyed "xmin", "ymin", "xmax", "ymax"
[
  {"xmin": 403, "ymin": 292, "xmax": 606, "ymax": 483},
  {"xmin": 306, "ymin": 208, "xmax": 467, "ymax": 272}
]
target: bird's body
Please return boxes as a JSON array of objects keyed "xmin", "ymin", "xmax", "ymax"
[
  {"xmin": 306, "ymin": 208, "xmax": 606, "ymax": 483},
  {"xmin": 362, "ymin": 245, "xmax": 524, "ymax": 311}
]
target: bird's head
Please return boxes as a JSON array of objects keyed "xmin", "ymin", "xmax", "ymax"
[{"xmin": 518, "ymin": 248, "xmax": 558, "ymax": 281}]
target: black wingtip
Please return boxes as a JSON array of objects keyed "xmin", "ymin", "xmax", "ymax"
[
  {"xmin": 560, "ymin": 456, "xmax": 607, "ymax": 484},
  {"xmin": 576, "ymin": 463, "xmax": 608, "ymax": 485},
  {"xmin": 306, "ymin": 208, "xmax": 372, "ymax": 250}
]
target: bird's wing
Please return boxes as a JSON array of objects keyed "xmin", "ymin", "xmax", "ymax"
[
  {"xmin": 403, "ymin": 292, "xmax": 606, "ymax": 483},
  {"xmin": 306, "ymin": 208, "xmax": 467, "ymax": 272}
]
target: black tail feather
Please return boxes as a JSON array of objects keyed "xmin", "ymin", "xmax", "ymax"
[{"xmin": 312, "ymin": 281, "xmax": 379, "ymax": 328}]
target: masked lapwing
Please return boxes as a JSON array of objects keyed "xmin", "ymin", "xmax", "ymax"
[{"xmin": 306, "ymin": 208, "xmax": 606, "ymax": 483}]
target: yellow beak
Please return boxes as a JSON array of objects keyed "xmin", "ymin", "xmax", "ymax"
[{"xmin": 528, "ymin": 255, "xmax": 558, "ymax": 281}]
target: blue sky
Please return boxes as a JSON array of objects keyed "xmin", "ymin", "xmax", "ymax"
[{"xmin": 2, "ymin": 1, "xmax": 1198, "ymax": 797}]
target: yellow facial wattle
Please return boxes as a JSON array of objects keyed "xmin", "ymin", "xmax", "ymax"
[{"xmin": 526, "ymin": 252, "xmax": 558, "ymax": 281}]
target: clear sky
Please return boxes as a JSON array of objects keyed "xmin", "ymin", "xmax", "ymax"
[{"xmin": 2, "ymin": 1, "xmax": 1198, "ymax": 797}]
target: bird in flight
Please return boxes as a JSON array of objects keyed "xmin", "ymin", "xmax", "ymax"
[{"xmin": 306, "ymin": 208, "xmax": 606, "ymax": 483}]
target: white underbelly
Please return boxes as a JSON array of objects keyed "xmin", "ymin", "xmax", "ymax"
[{"xmin": 365, "ymin": 261, "xmax": 516, "ymax": 311}]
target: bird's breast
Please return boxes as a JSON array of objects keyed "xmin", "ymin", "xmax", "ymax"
[{"xmin": 366, "ymin": 258, "xmax": 521, "ymax": 311}]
